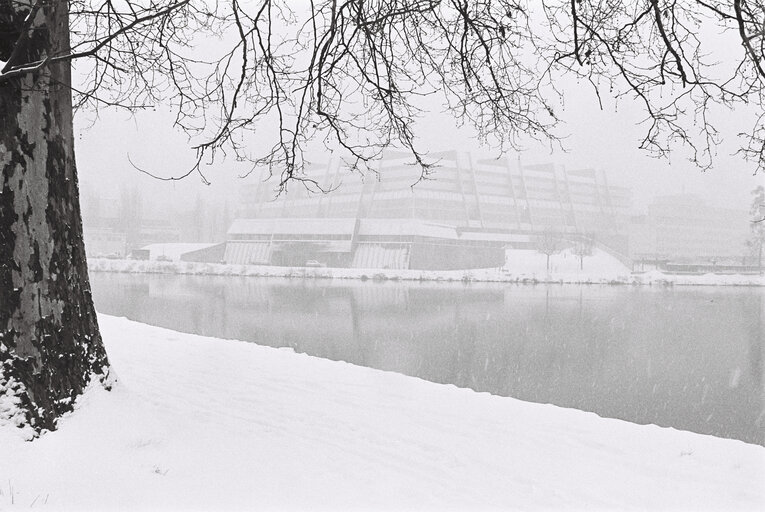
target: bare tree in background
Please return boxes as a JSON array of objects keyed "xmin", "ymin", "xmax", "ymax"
[
  {"xmin": 1, "ymin": 0, "xmax": 764, "ymax": 432},
  {"xmin": 572, "ymin": 235, "xmax": 594, "ymax": 271},
  {"xmin": 534, "ymin": 230, "xmax": 564, "ymax": 272},
  {"xmin": 749, "ymin": 185, "xmax": 765, "ymax": 273}
]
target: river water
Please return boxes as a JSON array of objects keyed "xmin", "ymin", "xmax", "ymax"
[{"xmin": 90, "ymin": 273, "xmax": 764, "ymax": 445}]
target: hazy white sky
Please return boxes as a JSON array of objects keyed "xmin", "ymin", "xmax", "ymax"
[{"xmin": 75, "ymin": 84, "xmax": 762, "ymax": 216}]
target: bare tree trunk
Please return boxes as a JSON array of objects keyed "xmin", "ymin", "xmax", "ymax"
[
  {"xmin": 0, "ymin": 0, "xmax": 109, "ymax": 432},
  {"xmin": 546, "ymin": 254, "xmax": 550, "ymax": 272}
]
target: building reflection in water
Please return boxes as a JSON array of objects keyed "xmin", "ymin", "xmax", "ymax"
[{"xmin": 91, "ymin": 273, "xmax": 764, "ymax": 445}]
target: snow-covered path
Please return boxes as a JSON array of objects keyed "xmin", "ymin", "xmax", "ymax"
[
  {"xmin": 1, "ymin": 315, "xmax": 763, "ymax": 510},
  {"xmin": 87, "ymin": 257, "xmax": 765, "ymax": 287}
]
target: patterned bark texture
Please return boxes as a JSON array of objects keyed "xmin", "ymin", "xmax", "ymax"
[{"xmin": 0, "ymin": 0, "xmax": 110, "ymax": 434}]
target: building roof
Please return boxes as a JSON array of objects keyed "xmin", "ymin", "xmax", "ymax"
[
  {"xmin": 140, "ymin": 243, "xmax": 218, "ymax": 261},
  {"xmin": 228, "ymin": 218, "xmax": 357, "ymax": 236},
  {"xmin": 357, "ymin": 219, "xmax": 459, "ymax": 239},
  {"xmin": 228, "ymin": 218, "xmax": 545, "ymax": 242}
]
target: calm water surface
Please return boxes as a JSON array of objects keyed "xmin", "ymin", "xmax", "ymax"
[{"xmin": 90, "ymin": 273, "xmax": 764, "ymax": 445}]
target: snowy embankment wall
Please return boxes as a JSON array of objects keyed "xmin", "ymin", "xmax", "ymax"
[
  {"xmin": 88, "ymin": 253, "xmax": 765, "ymax": 287},
  {"xmin": 1, "ymin": 315, "xmax": 762, "ymax": 510}
]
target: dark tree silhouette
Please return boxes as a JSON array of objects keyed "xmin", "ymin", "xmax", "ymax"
[{"xmin": 1, "ymin": 0, "xmax": 763, "ymax": 433}]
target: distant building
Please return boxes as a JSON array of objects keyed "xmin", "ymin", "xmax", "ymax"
[
  {"xmin": 141, "ymin": 243, "xmax": 225, "ymax": 262},
  {"xmin": 82, "ymin": 217, "xmax": 182, "ymax": 255},
  {"xmin": 134, "ymin": 219, "xmax": 182, "ymax": 250},
  {"xmin": 239, "ymin": 151, "xmax": 631, "ymax": 239},
  {"xmin": 80, "ymin": 182, "xmax": 231, "ymax": 257},
  {"xmin": 629, "ymin": 195, "xmax": 750, "ymax": 265},
  {"xmin": 227, "ymin": 150, "xmax": 632, "ymax": 270},
  {"xmin": 82, "ymin": 227, "xmax": 127, "ymax": 257}
]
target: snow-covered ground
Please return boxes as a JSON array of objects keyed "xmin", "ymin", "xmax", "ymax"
[
  {"xmin": 1, "ymin": 316, "xmax": 762, "ymax": 511},
  {"xmin": 88, "ymin": 255, "xmax": 765, "ymax": 287},
  {"xmin": 505, "ymin": 247, "xmax": 630, "ymax": 276}
]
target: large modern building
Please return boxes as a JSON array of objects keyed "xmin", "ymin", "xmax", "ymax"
[
  {"xmin": 629, "ymin": 194, "xmax": 751, "ymax": 265},
  {"xmin": 226, "ymin": 150, "xmax": 632, "ymax": 269}
]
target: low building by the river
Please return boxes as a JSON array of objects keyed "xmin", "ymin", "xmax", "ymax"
[
  {"xmin": 224, "ymin": 218, "xmax": 518, "ymax": 270},
  {"xmin": 629, "ymin": 194, "xmax": 751, "ymax": 267}
]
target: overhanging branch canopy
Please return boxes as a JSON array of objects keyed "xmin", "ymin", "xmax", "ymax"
[{"xmin": 0, "ymin": 0, "xmax": 763, "ymax": 185}]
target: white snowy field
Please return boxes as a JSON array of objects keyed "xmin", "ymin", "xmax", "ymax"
[{"xmin": 1, "ymin": 316, "xmax": 763, "ymax": 511}]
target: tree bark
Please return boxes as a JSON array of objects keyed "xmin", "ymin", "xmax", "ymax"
[{"xmin": 0, "ymin": 0, "xmax": 110, "ymax": 433}]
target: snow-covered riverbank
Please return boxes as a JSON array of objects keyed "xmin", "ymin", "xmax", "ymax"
[
  {"xmin": 88, "ymin": 257, "xmax": 765, "ymax": 287},
  {"xmin": 1, "ymin": 315, "xmax": 762, "ymax": 510}
]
